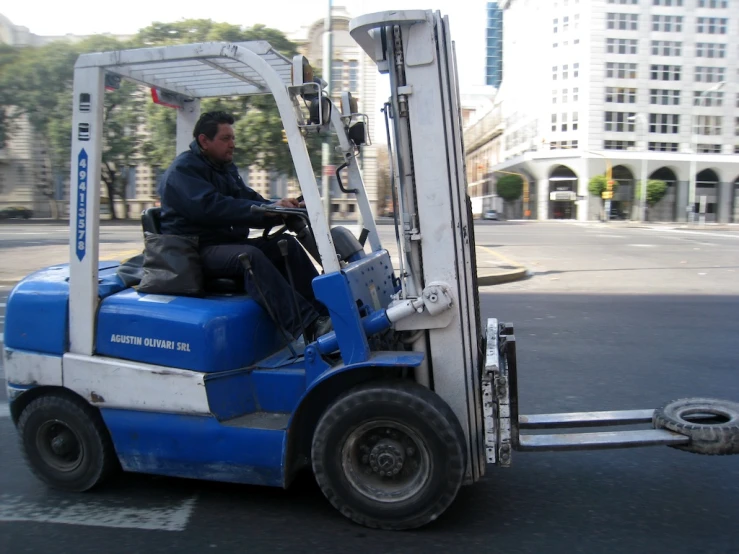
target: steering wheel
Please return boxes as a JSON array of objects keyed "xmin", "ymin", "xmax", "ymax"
[{"xmin": 261, "ymin": 208, "xmax": 309, "ymax": 240}]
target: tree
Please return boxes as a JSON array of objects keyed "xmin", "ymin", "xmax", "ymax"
[
  {"xmin": 635, "ymin": 179, "xmax": 668, "ymax": 207},
  {"xmin": 588, "ymin": 175, "xmax": 607, "ymax": 197},
  {"xmin": 100, "ymin": 82, "xmax": 145, "ymax": 218},
  {"xmin": 0, "ymin": 35, "xmax": 142, "ymax": 218},
  {"xmin": 496, "ymin": 174, "xmax": 523, "ymax": 201},
  {"xmin": 136, "ymin": 20, "xmax": 327, "ymax": 180}
]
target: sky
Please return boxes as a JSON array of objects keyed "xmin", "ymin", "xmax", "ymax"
[{"xmin": 3, "ymin": 0, "xmax": 488, "ymax": 90}]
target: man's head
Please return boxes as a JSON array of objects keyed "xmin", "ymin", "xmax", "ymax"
[{"xmin": 194, "ymin": 111, "xmax": 236, "ymax": 164}]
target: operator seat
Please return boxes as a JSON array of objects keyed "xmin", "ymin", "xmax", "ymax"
[{"xmin": 140, "ymin": 207, "xmax": 242, "ymax": 293}]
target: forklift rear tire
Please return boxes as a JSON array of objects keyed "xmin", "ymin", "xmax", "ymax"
[
  {"xmin": 653, "ymin": 398, "xmax": 739, "ymax": 455},
  {"xmin": 18, "ymin": 393, "xmax": 118, "ymax": 491},
  {"xmin": 311, "ymin": 380, "xmax": 466, "ymax": 530}
]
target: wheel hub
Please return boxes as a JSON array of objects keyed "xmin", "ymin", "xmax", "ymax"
[
  {"xmin": 50, "ymin": 431, "xmax": 76, "ymax": 456},
  {"xmin": 369, "ymin": 439, "xmax": 405, "ymax": 476}
]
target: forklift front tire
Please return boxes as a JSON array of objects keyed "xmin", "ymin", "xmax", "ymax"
[
  {"xmin": 17, "ymin": 393, "xmax": 118, "ymax": 491},
  {"xmin": 311, "ymin": 380, "xmax": 466, "ymax": 530}
]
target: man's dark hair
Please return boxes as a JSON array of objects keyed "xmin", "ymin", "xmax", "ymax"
[{"xmin": 193, "ymin": 111, "xmax": 235, "ymax": 142}]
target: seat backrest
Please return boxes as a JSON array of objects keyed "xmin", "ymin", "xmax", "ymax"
[{"xmin": 141, "ymin": 207, "xmax": 162, "ymax": 234}]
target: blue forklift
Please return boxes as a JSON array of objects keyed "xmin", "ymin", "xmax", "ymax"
[{"xmin": 4, "ymin": 10, "xmax": 739, "ymax": 530}]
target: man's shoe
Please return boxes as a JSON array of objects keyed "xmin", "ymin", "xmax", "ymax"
[{"xmin": 306, "ymin": 315, "xmax": 333, "ymax": 342}]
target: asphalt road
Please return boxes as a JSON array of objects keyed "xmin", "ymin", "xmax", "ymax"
[{"xmin": 1, "ymin": 221, "xmax": 739, "ymax": 553}]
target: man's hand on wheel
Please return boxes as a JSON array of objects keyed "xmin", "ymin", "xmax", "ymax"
[{"xmin": 264, "ymin": 197, "xmax": 302, "ymax": 216}]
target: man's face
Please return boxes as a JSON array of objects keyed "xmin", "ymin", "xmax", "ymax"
[{"xmin": 199, "ymin": 123, "xmax": 235, "ymax": 164}]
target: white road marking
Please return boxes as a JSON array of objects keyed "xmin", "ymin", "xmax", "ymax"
[
  {"xmin": 0, "ymin": 402, "xmax": 9, "ymax": 418},
  {"xmin": 647, "ymin": 228, "xmax": 739, "ymax": 240},
  {"xmin": 0, "ymin": 494, "xmax": 198, "ymax": 531}
]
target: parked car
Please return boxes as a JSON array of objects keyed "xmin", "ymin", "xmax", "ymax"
[
  {"xmin": 482, "ymin": 209, "xmax": 499, "ymax": 221},
  {"xmin": 0, "ymin": 206, "xmax": 33, "ymax": 220}
]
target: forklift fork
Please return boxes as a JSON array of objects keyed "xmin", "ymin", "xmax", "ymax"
[{"xmin": 484, "ymin": 319, "xmax": 689, "ymax": 467}]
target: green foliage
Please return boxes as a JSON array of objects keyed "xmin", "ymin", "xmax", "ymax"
[
  {"xmin": 587, "ymin": 174, "xmax": 619, "ymax": 198},
  {"xmin": 0, "ymin": 17, "xmax": 320, "ymax": 214},
  {"xmin": 496, "ymin": 174, "xmax": 523, "ymax": 201},
  {"xmin": 634, "ymin": 179, "xmax": 668, "ymax": 207}
]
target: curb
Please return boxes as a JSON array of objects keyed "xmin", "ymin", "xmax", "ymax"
[{"xmin": 477, "ymin": 267, "xmax": 530, "ymax": 287}]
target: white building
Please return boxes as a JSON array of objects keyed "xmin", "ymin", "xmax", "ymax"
[
  {"xmin": 485, "ymin": 0, "xmax": 739, "ymax": 222},
  {"xmin": 288, "ymin": 6, "xmax": 379, "ymax": 218}
]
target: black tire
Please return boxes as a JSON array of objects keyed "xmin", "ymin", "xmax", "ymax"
[
  {"xmin": 653, "ymin": 398, "xmax": 739, "ymax": 455},
  {"xmin": 311, "ymin": 380, "xmax": 466, "ymax": 530},
  {"xmin": 17, "ymin": 393, "xmax": 118, "ymax": 491}
]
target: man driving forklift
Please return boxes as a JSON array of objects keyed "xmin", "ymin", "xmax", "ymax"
[{"xmin": 157, "ymin": 110, "xmax": 332, "ymax": 342}]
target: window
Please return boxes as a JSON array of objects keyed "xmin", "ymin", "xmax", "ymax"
[
  {"xmin": 604, "ymin": 140, "xmax": 636, "ymax": 150},
  {"xmin": 605, "ymin": 111, "xmax": 636, "ymax": 132},
  {"xmin": 553, "ymin": 18, "xmax": 558, "ymax": 33},
  {"xmin": 562, "ymin": 88, "xmax": 568, "ymax": 103},
  {"xmin": 608, "ymin": 38, "xmax": 638, "ymax": 54},
  {"xmin": 695, "ymin": 66, "xmax": 726, "ymax": 83},
  {"xmin": 573, "ymin": 87, "xmax": 579, "ymax": 102},
  {"xmin": 549, "ymin": 140, "xmax": 579, "ymax": 149},
  {"xmin": 552, "ymin": 113, "xmax": 557, "ymax": 132},
  {"xmin": 651, "ymin": 41, "xmax": 682, "ymax": 56},
  {"xmin": 606, "ymin": 87, "xmax": 637, "ymax": 103},
  {"xmin": 697, "ymin": 144, "xmax": 722, "ymax": 153},
  {"xmin": 552, "ymin": 89, "xmax": 558, "ymax": 103},
  {"xmin": 694, "ymin": 115, "xmax": 722, "ymax": 135},
  {"xmin": 349, "ymin": 60, "xmax": 359, "ymax": 92},
  {"xmin": 573, "ymin": 112, "xmax": 579, "ymax": 130},
  {"xmin": 693, "ymin": 91, "xmax": 724, "ymax": 107},
  {"xmin": 698, "ymin": 0, "xmax": 728, "ymax": 7},
  {"xmin": 650, "ymin": 64, "xmax": 681, "ymax": 81},
  {"xmin": 737, "ymin": 116, "xmax": 739, "ymax": 136},
  {"xmin": 653, "ymin": 0, "xmax": 683, "ymax": 4},
  {"xmin": 562, "ymin": 65, "xmax": 569, "ymax": 80},
  {"xmin": 563, "ymin": 16, "xmax": 569, "ymax": 32},
  {"xmin": 696, "ymin": 43, "xmax": 726, "ymax": 58},
  {"xmin": 649, "ymin": 142, "xmax": 679, "ymax": 151},
  {"xmin": 737, "ymin": 93, "xmax": 739, "ymax": 108},
  {"xmin": 331, "ymin": 61, "xmax": 344, "ymax": 89},
  {"xmin": 607, "ymin": 13, "xmax": 639, "ymax": 30},
  {"xmin": 697, "ymin": 17, "xmax": 728, "ymax": 34},
  {"xmin": 649, "ymin": 113, "xmax": 680, "ymax": 134},
  {"xmin": 650, "ymin": 89, "xmax": 680, "ymax": 105},
  {"xmin": 561, "ymin": 112, "xmax": 568, "ymax": 132},
  {"xmin": 574, "ymin": 14, "xmax": 580, "ymax": 30},
  {"xmin": 552, "ymin": 65, "xmax": 558, "ymax": 80},
  {"xmin": 652, "ymin": 15, "xmax": 683, "ymax": 32},
  {"xmin": 607, "ymin": 63, "xmax": 638, "ymax": 79},
  {"xmin": 735, "ymin": 145, "xmax": 739, "ymax": 154},
  {"xmin": 573, "ymin": 63, "xmax": 579, "ymax": 78},
  {"xmin": 608, "ymin": 0, "xmax": 638, "ymax": 3}
]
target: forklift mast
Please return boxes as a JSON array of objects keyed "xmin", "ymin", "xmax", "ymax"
[{"xmin": 351, "ymin": 11, "xmax": 486, "ymax": 482}]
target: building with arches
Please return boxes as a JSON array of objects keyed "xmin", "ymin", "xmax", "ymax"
[{"xmin": 468, "ymin": 0, "xmax": 739, "ymax": 222}]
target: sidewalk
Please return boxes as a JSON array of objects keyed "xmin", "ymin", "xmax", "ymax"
[{"xmin": 0, "ymin": 234, "xmax": 528, "ymax": 287}]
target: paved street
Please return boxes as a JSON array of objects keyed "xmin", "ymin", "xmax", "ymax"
[{"xmin": 1, "ymin": 221, "xmax": 739, "ymax": 553}]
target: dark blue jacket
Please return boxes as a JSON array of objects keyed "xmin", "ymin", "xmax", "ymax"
[{"xmin": 158, "ymin": 140, "xmax": 270, "ymax": 247}]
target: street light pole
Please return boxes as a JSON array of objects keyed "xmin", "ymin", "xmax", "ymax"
[
  {"xmin": 321, "ymin": 0, "xmax": 333, "ymax": 225},
  {"xmin": 689, "ymin": 81, "xmax": 725, "ymax": 225},
  {"xmin": 628, "ymin": 113, "xmax": 648, "ymax": 222}
]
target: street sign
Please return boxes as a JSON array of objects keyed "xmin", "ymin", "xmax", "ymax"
[
  {"xmin": 550, "ymin": 191, "xmax": 577, "ymax": 201},
  {"xmin": 602, "ymin": 191, "xmax": 613, "ymax": 200}
]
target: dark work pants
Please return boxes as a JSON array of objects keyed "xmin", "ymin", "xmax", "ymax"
[{"xmin": 200, "ymin": 236, "xmax": 323, "ymax": 339}]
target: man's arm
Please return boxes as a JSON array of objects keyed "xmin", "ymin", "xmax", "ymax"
[{"xmin": 162, "ymin": 163, "xmax": 269, "ymax": 227}]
